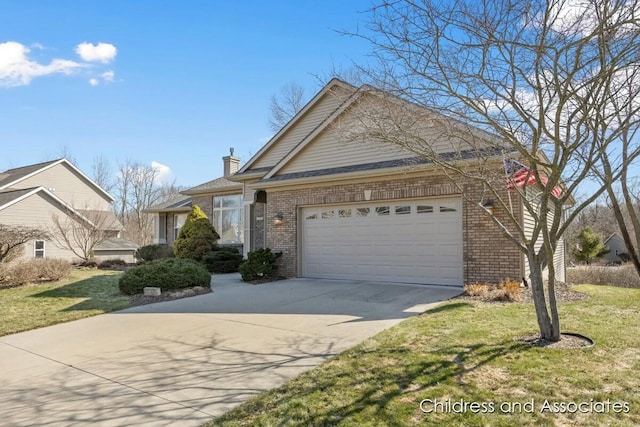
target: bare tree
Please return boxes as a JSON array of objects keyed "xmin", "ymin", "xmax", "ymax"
[
  {"xmin": 50, "ymin": 209, "xmax": 114, "ymax": 261},
  {"xmin": 347, "ymin": 0, "xmax": 640, "ymax": 341},
  {"xmin": 268, "ymin": 82, "xmax": 307, "ymax": 132},
  {"xmin": 113, "ymin": 160, "xmax": 166, "ymax": 245},
  {"xmin": 90, "ymin": 155, "xmax": 115, "ymax": 193},
  {"xmin": 0, "ymin": 225, "xmax": 48, "ymax": 263}
]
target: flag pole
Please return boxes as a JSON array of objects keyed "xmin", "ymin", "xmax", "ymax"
[{"xmin": 503, "ymin": 151, "xmax": 514, "ymax": 215}]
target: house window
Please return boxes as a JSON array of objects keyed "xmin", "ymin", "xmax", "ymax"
[
  {"xmin": 158, "ymin": 214, "xmax": 167, "ymax": 242},
  {"xmin": 212, "ymin": 195, "xmax": 244, "ymax": 244},
  {"xmin": 174, "ymin": 214, "xmax": 187, "ymax": 241},
  {"xmin": 34, "ymin": 240, "xmax": 45, "ymax": 258}
]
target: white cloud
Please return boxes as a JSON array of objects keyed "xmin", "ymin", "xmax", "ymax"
[
  {"xmin": 102, "ymin": 70, "xmax": 115, "ymax": 82},
  {"xmin": 75, "ymin": 42, "xmax": 117, "ymax": 63},
  {"xmin": 152, "ymin": 161, "xmax": 173, "ymax": 184},
  {"xmin": 88, "ymin": 70, "xmax": 115, "ymax": 86},
  {"xmin": 0, "ymin": 41, "xmax": 85, "ymax": 87}
]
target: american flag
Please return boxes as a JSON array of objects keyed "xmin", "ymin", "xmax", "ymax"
[{"xmin": 504, "ymin": 158, "xmax": 562, "ymax": 198}]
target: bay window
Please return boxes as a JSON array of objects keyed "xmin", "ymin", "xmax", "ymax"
[{"xmin": 213, "ymin": 195, "xmax": 244, "ymax": 244}]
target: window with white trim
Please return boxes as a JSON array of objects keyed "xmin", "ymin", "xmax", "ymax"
[
  {"xmin": 212, "ymin": 195, "xmax": 244, "ymax": 244},
  {"xmin": 34, "ymin": 240, "xmax": 45, "ymax": 258},
  {"xmin": 174, "ymin": 214, "xmax": 187, "ymax": 241}
]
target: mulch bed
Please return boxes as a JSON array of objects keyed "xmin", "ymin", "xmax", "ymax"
[
  {"xmin": 456, "ymin": 281, "xmax": 588, "ymax": 304},
  {"xmin": 128, "ymin": 286, "xmax": 212, "ymax": 307},
  {"xmin": 518, "ymin": 333, "xmax": 594, "ymax": 348}
]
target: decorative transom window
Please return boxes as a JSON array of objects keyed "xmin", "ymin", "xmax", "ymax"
[
  {"xmin": 34, "ymin": 240, "xmax": 45, "ymax": 258},
  {"xmin": 213, "ymin": 195, "xmax": 244, "ymax": 244}
]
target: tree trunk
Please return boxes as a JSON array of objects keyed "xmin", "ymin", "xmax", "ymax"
[{"xmin": 527, "ymin": 256, "xmax": 559, "ymax": 341}]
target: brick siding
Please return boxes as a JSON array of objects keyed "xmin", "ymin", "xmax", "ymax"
[{"xmin": 264, "ymin": 174, "xmax": 522, "ymax": 284}]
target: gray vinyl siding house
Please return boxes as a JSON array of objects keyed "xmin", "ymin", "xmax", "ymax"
[{"xmin": 0, "ymin": 159, "xmax": 138, "ymax": 263}]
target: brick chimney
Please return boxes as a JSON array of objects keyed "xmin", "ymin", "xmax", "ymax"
[{"xmin": 223, "ymin": 147, "xmax": 241, "ymax": 176}]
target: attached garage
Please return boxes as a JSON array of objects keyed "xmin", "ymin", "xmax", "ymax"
[{"xmin": 300, "ymin": 197, "xmax": 463, "ymax": 286}]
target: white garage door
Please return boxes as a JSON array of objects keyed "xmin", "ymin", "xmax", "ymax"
[{"xmin": 301, "ymin": 197, "xmax": 463, "ymax": 286}]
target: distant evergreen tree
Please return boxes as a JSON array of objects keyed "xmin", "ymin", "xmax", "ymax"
[
  {"xmin": 573, "ymin": 227, "xmax": 609, "ymax": 265},
  {"xmin": 173, "ymin": 205, "xmax": 219, "ymax": 261}
]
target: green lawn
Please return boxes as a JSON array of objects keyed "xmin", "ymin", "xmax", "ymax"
[
  {"xmin": 206, "ymin": 285, "xmax": 640, "ymax": 427},
  {"xmin": 0, "ymin": 269, "xmax": 128, "ymax": 337}
]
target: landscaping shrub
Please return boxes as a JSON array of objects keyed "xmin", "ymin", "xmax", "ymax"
[
  {"xmin": 135, "ymin": 244, "xmax": 173, "ymax": 262},
  {"xmin": 464, "ymin": 279, "xmax": 522, "ymax": 302},
  {"xmin": 118, "ymin": 258, "xmax": 211, "ymax": 295},
  {"xmin": 0, "ymin": 258, "xmax": 71, "ymax": 287},
  {"xmin": 463, "ymin": 282, "xmax": 491, "ymax": 297},
  {"xmin": 567, "ymin": 264, "xmax": 640, "ymax": 288},
  {"xmin": 497, "ymin": 279, "xmax": 523, "ymax": 302},
  {"xmin": 98, "ymin": 259, "xmax": 127, "ymax": 270},
  {"xmin": 174, "ymin": 205, "xmax": 220, "ymax": 261},
  {"xmin": 74, "ymin": 260, "xmax": 98, "ymax": 268},
  {"xmin": 202, "ymin": 249, "xmax": 243, "ymax": 273},
  {"xmin": 239, "ymin": 248, "xmax": 282, "ymax": 282}
]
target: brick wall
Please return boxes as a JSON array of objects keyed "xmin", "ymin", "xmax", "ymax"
[{"xmin": 265, "ymin": 174, "xmax": 522, "ymax": 283}]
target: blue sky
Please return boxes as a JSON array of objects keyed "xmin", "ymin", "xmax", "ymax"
[{"xmin": 0, "ymin": 0, "xmax": 372, "ymax": 186}]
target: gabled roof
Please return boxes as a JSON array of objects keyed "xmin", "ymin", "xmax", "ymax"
[
  {"xmin": 235, "ymin": 78, "xmax": 358, "ymax": 176},
  {"xmin": 0, "ymin": 158, "xmax": 115, "ymax": 202},
  {"xmin": 0, "ymin": 186, "xmax": 99, "ymax": 228},
  {"xmin": 181, "ymin": 176, "xmax": 242, "ymax": 196},
  {"xmin": 0, "ymin": 187, "xmax": 38, "ymax": 210},
  {"xmin": 144, "ymin": 194, "xmax": 193, "ymax": 213}
]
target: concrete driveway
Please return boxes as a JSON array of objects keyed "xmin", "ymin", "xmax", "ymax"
[{"xmin": 0, "ymin": 274, "xmax": 460, "ymax": 426}]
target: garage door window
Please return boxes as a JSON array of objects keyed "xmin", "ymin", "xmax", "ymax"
[
  {"xmin": 322, "ymin": 210, "xmax": 335, "ymax": 219},
  {"xmin": 338, "ymin": 209, "xmax": 352, "ymax": 218},
  {"xmin": 440, "ymin": 205, "xmax": 457, "ymax": 212},
  {"xmin": 376, "ymin": 206, "xmax": 390, "ymax": 215},
  {"xmin": 356, "ymin": 207, "xmax": 370, "ymax": 217},
  {"xmin": 417, "ymin": 205, "xmax": 434, "ymax": 214},
  {"xmin": 395, "ymin": 205, "xmax": 411, "ymax": 215},
  {"xmin": 306, "ymin": 213, "xmax": 318, "ymax": 220}
]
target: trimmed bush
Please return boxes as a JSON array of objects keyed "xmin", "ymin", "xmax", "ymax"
[
  {"xmin": 118, "ymin": 258, "xmax": 211, "ymax": 295},
  {"xmin": 239, "ymin": 248, "xmax": 282, "ymax": 282},
  {"xmin": 98, "ymin": 259, "xmax": 127, "ymax": 270},
  {"xmin": 135, "ymin": 244, "xmax": 173, "ymax": 262},
  {"xmin": 174, "ymin": 206, "xmax": 220, "ymax": 261},
  {"xmin": 202, "ymin": 249, "xmax": 243, "ymax": 273},
  {"xmin": 0, "ymin": 258, "xmax": 71, "ymax": 287}
]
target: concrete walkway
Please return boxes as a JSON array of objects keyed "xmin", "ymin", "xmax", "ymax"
[{"xmin": 0, "ymin": 274, "xmax": 460, "ymax": 426}]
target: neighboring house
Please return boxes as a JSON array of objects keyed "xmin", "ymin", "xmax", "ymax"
[
  {"xmin": 0, "ymin": 159, "xmax": 138, "ymax": 263},
  {"xmin": 145, "ymin": 151, "xmax": 243, "ymax": 252},
  {"xmin": 602, "ymin": 233, "xmax": 628, "ymax": 264}
]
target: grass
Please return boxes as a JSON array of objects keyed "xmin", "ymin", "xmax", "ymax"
[
  {"xmin": 0, "ymin": 269, "xmax": 129, "ymax": 337},
  {"xmin": 205, "ymin": 285, "xmax": 640, "ymax": 427}
]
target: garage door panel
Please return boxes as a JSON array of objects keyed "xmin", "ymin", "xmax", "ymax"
[{"xmin": 302, "ymin": 197, "xmax": 463, "ymax": 285}]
